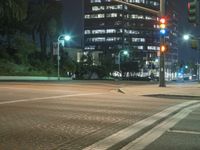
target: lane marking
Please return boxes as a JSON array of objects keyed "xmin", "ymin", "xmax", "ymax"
[
  {"xmin": 83, "ymin": 101, "xmax": 198, "ymax": 150},
  {"xmin": 0, "ymin": 86, "xmax": 80, "ymax": 93},
  {"xmin": 0, "ymin": 93, "xmax": 103, "ymax": 105},
  {"xmin": 168, "ymin": 129, "xmax": 200, "ymax": 135},
  {"xmin": 121, "ymin": 103, "xmax": 200, "ymax": 150}
]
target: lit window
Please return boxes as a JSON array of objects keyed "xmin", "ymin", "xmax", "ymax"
[
  {"xmin": 106, "ymin": 5, "xmax": 123, "ymax": 10},
  {"xmin": 90, "ymin": 0, "xmax": 101, "ymax": 3},
  {"xmin": 106, "ymin": 13, "xmax": 118, "ymax": 18},
  {"xmin": 106, "ymin": 29, "xmax": 116, "ymax": 33},
  {"xmin": 92, "ymin": 6, "xmax": 105, "ymax": 11},
  {"xmin": 84, "ymin": 30, "xmax": 91, "ymax": 34},
  {"xmin": 85, "ymin": 14, "xmax": 105, "ymax": 19},
  {"xmin": 132, "ymin": 38, "xmax": 145, "ymax": 42},
  {"xmin": 92, "ymin": 29, "xmax": 105, "ymax": 34}
]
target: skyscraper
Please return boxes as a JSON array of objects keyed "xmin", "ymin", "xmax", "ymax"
[{"xmin": 84, "ymin": 0, "xmax": 178, "ymax": 77}]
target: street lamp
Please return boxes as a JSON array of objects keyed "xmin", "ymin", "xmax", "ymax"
[
  {"xmin": 57, "ymin": 34, "xmax": 71, "ymax": 80},
  {"xmin": 183, "ymin": 34, "xmax": 190, "ymax": 40},
  {"xmin": 118, "ymin": 50, "xmax": 129, "ymax": 76},
  {"xmin": 183, "ymin": 34, "xmax": 200, "ymax": 81}
]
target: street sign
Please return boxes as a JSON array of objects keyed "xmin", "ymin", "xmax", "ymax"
[{"xmin": 53, "ymin": 42, "xmax": 58, "ymax": 55}]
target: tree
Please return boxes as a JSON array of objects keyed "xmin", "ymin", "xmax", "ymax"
[
  {"xmin": 0, "ymin": 0, "xmax": 28, "ymax": 45},
  {"xmin": 27, "ymin": 1, "xmax": 62, "ymax": 57}
]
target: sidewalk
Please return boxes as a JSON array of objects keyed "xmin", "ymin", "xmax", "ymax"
[
  {"xmin": 143, "ymin": 106, "xmax": 200, "ymax": 150},
  {"xmin": 120, "ymin": 82, "xmax": 200, "ymax": 97},
  {"xmin": 119, "ymin": 82, "xmax": 200, "ymax": 150}
]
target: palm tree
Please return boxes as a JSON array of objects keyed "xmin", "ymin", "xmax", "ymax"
[
  {"xmin": 0, "ymin": 0, "xmax": 27, "ymax": 41},
  {"xmin": 27, "ymin": 0, "xmax": 62, "ymax": 57}
]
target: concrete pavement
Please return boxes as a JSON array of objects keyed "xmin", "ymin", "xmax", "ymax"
[
  {"xmin": 0, "ymin": 81, "xmax": 199, "ymax": 150},
  {"xmin": 117, "ymin": 82, "xmax": 200, "ymax": 150},
  {"xmin": 143, "ymin": 107, "xmax": 200, "ymax": 150}
]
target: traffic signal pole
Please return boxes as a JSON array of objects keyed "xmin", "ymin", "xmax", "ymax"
[{"xmin": 159, "ymin": 0, "xmax": 166, "ymax": 87}]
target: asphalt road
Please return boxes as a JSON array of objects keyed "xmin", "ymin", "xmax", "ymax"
[{"xmin": 0, "ymin": 81, "xmax": 199, "ymax": 150}]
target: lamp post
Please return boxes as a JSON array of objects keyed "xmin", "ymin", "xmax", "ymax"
[
  {"xmin": 57, "ymin": 34, "xmax": 71, "ymax": 80},
  {"xmin": 118, "ymin": 50, "xmax": 128, "ymax": 77},
  {"xmin": 183, "ymin": 34, "xmax": 200, "ymax": 81}
]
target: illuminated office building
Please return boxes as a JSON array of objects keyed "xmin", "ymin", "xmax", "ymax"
[{"xmin": 84, "ymin": 0, "xmax": 178, "ymax": 77}]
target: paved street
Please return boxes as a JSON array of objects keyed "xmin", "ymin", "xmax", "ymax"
[{"xmin": 0, "ymin": 81, "xmax": 199, "ymax": 150}]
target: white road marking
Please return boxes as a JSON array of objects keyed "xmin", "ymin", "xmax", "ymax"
[
  {"xmin": 83, "ymin": 101, "xmax": 198, "ymax": 150},
  {"xmin": 168, "ymin": 129, "xmax": 200, "ymax": 135},
  {"xmin": 121, "ymin": 103, "xmax": 200, "ymax": 150},
  {"xmin": 0, "ymin": 86, "xmax": 79, "ymax": 93},
  {"xmin": 0, "ymin": 93, "xmax": 103, "ymax": 105}
]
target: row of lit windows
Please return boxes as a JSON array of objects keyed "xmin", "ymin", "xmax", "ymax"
[
  {"xmin": 86, "ymin": 37, "xmax": 148, "ymax": 43},
  {"xmin": 125, "ymin": 0, "xmax": 145, "ymax": 4},
  {"xmin": 85, "ymin": 29, "xmax": 142, "ymax": 35},
  {"xmin": 127, "ymin": 14, "xmax": 155, "ymax": 20},
  {"xmin": 147, "ymin": 46, "xmax": 160, "ymax": 51},
  {"xmin": 85, "ymin": 46, "xmax": 96, "ymax": 50},
  {"xmin": 92, "ymin": 5, "xmax": 123, "ymax": 11},
  {"xmin": 124, "ymin": 30, "xmax": 140, "ymax": 34},
  {"xmin": 85, "ymin": 29, "xmax": 121, "ymax": 34},
  {"xmin": 85, "ymin": 45, "xmax": 159, "ymax": 51},
  {"xmin": 123, "ymin": 0, "xmax": 159, "ymax": 6},
  {"xmin": 85, "ymin": 13, "xmax": 123, "ymax": 19},
  {"xmin": 86, "ymin": 37, "xmax": 122, "ymax": 42},
  {"xmin": 85, "ymin": 14, "xmax": 156, "ymax": 20},
  {"xmin": 85, "ymin": 14, "xmax": 105, "ymax": 19},
  {"xmin": 90, "ymin": 0, "xmax": 111, "ymax": 3},
  {"xmin": 90, "ymin": 0, "xmax": 159, "ymax": 7}
]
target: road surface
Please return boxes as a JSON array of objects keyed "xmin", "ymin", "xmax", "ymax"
[{"xmin": 0, "ymin": 81, "xmax": 199, "ymax": 150}]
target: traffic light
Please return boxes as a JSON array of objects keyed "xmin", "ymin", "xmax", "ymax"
[
  {"xmin": 191, "ymin": 39, "xmax": 198, "ymax": 49},
  {"xmin": 188, "ymin": 0, "xmax": 200, "ymax": 24},
  {"xmin": 160, "ymin": 17, "xmax": 167, "ymax": 35}
]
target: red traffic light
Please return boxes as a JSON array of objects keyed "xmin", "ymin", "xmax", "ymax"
[
  {"xmin": 160, "ymin": 18, "xmax": 166, "ymax": 24},
  {"xmin": 188, "ymin": 2, "xmax": 191, "ymax": 10},
  {"xmin": 160, "ymin": 17, "xmax": 167, "ymax": 35}
]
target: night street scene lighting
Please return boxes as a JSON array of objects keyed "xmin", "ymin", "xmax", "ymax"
[
  {"xmin": 1, "ymin": 0, "xmax": 200, "ymax": 150},
  {"xmin": 118, "ymin": 50, "xmax": 129, "ymax": 75},
  {"xmin": 57, "ymin": 34, "xmax": 71, "ymax": 80}
]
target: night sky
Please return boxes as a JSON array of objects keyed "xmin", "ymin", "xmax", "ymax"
[
  {"xmin": 62, "ymin": 0, "xmax": 200, "ymax": 64},
  {"xmin": 62, "ymin": 0, "xmax": 83, "ymax": 47}
]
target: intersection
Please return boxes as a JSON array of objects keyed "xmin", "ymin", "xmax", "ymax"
[{"xmin": 0, "ymin": 81, "xmax": 199, "ymax": 150}]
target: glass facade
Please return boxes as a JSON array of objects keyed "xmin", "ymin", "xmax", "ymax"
[{"xmin": 84, "ymin": 0, "xmax": 178, "ymax": 76}]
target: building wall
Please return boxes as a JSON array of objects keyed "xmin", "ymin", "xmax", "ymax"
[{"xmin": 84, "ymin": 0, "xmax": 178, "ymax": 77}]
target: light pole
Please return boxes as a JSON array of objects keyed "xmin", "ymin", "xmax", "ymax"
[
  {"xmin": 118, "ymin": 50, "xmax": 128, "ymax": 76},
  {"xmin": 183, "ymin": 34, "xmax": 200, "ymax": 81},
  {"xmin": 57, "ymin": 34, "xmax": 71, "ymax": 80}
]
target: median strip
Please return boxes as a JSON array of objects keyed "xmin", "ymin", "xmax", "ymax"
[
  {"xmin": 121, "ymin": 103, "xmax": 200, "ymax": 150},
  {"xmin": 83, "ymin": 101, "xmax": 198, "ymax": 150}
]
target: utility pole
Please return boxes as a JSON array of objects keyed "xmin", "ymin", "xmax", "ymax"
[{"xmin": 159, "ymin": 0, "xmax": 166, "ymax": 87}]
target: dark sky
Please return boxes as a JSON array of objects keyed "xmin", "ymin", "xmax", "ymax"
[
  {"xmin": 62, "ymin": 0, "xmax": 83, "ymax": 47},
  {"xmin": 62, "ymin": 0, "xmax": 200, "ymax": 63},
  {"xmin": 175, "ymin": 0, "xmax": 200, "ymax": 64}
]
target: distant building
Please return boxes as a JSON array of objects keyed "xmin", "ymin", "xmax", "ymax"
[
  {"xmin": 77, "ymin": 51, "xmax": 103, "ymax": 66},
  {"xmin": 165, "ymin": 0, "xmax": 178, "ymax": 80},
  {"xmin": 83, "ymin": 0, "xmax": 178, "ymax": 78}
]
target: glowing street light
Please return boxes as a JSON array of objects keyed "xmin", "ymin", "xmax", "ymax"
[
  {"xmin": 57, "ymin": 34, "xmax": 71, "ymax": 80},
  {"xmin": 118, "ymin": 50, "xmax": 129, "ymax": 75},
  {"xmin": 183, "ymin": 34, "xmax": 190, "ymax": 40}
]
